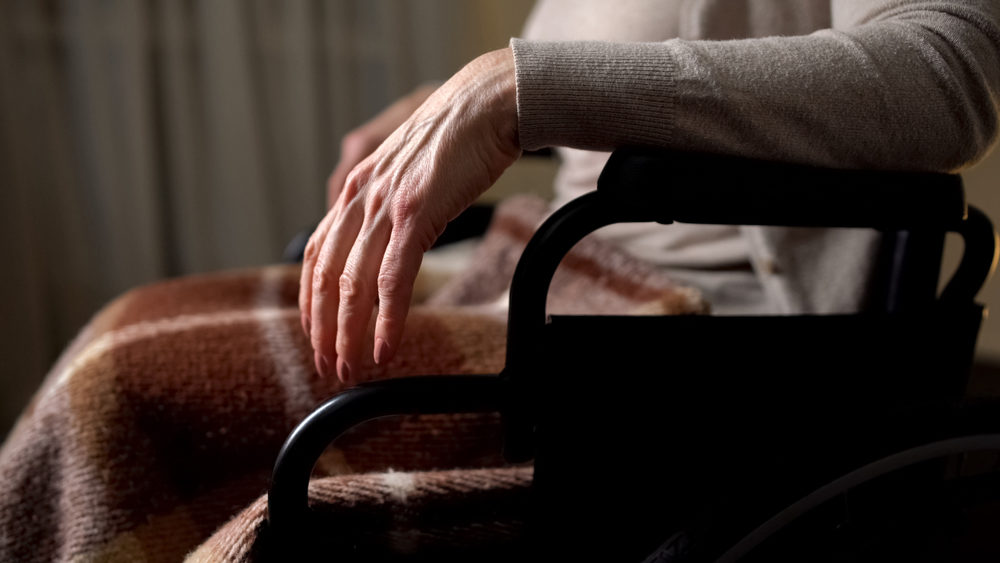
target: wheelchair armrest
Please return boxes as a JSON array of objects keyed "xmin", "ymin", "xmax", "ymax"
[
  {"xmin": 507, "ymin": 148, "xmax": 989, "ymax": 368},
  {"xmin": 501, "ymin": 147, "xmax": 994, "ymax": 463},
  {"xmin": 266, "ymin": 375, "xmax": 505, "ymax": 552},
  {"xmin": 597, "ymin": 147, "xmax": 967, "ymax": 230}
]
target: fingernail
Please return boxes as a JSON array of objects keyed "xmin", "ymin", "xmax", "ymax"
[
  {"xmin": 337, "ymin": 357, "xmax": 351, "ymax": 383},
  {"xmin": 374, "ymin": 337, "xmax": 388, "ymax": 365},
  {"xmin": 302, "ymin": 315, "xmax": 311, "ymax": 338},
  {"xmin": 317, "ymin": 354, "xmax": 329, "ymax": 378}
]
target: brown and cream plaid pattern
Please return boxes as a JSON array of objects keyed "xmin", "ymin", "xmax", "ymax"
[{"xmin": 0, "ymin": 195, "xmax": 705, "ymax": 562}]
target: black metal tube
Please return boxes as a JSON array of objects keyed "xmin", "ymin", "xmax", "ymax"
[
  {"xmin": 504, "ymin": 191, "xmax": 632, "ymax": 369},
  {"xmin": 501, "ymin": 191, "xmax": 644, "ymax": 461},
  {"xmin": 940, "ymin": 205, "xmax": 998, "ymax": 304},
  {"xmin": 266, "ymin": 375, "xmax": 505, "ymax": 547}
]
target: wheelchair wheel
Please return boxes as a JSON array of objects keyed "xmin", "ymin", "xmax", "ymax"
[
  {"xmin": 713, "ymin": 403, "xmax": 1000, "ymax": 563},
  {"xmin": 738, "ymin": 446, "xmax": 1000, "ymax": 562}
]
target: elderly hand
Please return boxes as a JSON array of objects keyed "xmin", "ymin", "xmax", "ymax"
[{"xmin": 300, "ymin": 47, "xmax": 520, "ymax": 382}]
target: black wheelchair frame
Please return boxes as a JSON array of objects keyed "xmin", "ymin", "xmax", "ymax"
[{"xmin": 267, "ymin": 148, "xmax": 999, "ymax": 561}]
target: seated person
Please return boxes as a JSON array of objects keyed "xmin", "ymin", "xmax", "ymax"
[
  {"xmin": 300, "ymin": 0, "xmax": 1000, "ymax": 382},
  {"xmin": 2, "ymin": 3, "xmax": 997, "ymax": 561}
]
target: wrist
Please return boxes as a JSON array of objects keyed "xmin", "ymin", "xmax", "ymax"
[{"xmin": 470, "ymin": 47, "xmax": 520, "ymax": 155}]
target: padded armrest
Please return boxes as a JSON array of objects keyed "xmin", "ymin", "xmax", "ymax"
[{"xmin": 597, "ymin": 147, "xmax": 967, "ymax": 230}]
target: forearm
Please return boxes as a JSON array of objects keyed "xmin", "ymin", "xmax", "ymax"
[{"xmin": 512, "ymin": 0, "xmax": 1000, "ymax": 172}]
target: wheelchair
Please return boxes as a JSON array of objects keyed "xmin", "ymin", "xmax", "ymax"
[{"xmin": 267, "ymin": 147, "xmax": 999, "ymax": 561}]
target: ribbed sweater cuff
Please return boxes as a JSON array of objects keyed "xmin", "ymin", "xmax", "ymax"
[{"xmin": 510, "ymin": 38, "xmax": 677, "ymax": 152}]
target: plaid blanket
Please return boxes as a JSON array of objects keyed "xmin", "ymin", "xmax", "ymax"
[{"xmin": 0, "ymin": 195, "xmax": 705, "ymax": 562}]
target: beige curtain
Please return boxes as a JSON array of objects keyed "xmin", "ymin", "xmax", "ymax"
[{"xmin": 0, "ymin": 0, "xmax": 535, "ymax": 436}]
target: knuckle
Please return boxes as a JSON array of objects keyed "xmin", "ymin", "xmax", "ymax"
[
  {"xmin": 312, "ymin": 267, "xmax": 337, "ymax": 296},
  {"xmin": 303, "ymin": 238, "xmax": 319, "ymax": 262},
  {"xmin": 338, "ymin": 272, "xmax": 365, "ymax": 304},
  {"xmin": 390, "ymin": 190, "xmax": 421, "ymax": 227},
  {"xmin": 376, "ymin": 268, "xmax": 404, "ymax": 296},
  {"xmin": 376, "ymin": 261, "xmax": 407, "ymax": 298},
  {"xmin": 342, "ymin": 169, "xmax": 365, "ymax": 201}
]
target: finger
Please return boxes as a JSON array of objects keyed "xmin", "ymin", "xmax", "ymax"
[
  {"xmin": 310, "ymin": 201, "xmax": 364, "ymax": 378},
  {"xmin": 299, "ymin": 210, "xmax": 336, "ymax": 339},
  {"xmin": 372, "ymin": 227, "xmax": 425, "ymax": 366},
  {"xmin": 335, "ymin": 212, "xmax": 392, "ymax": 382}
]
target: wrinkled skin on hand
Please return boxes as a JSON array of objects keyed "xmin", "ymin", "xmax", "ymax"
[
  {"xmin": 325, "ymin": 83, "xmax": 439, "ymax": 209},
  {"xmin": 300, "ymin": 48, "xmax": 520, "ymax": 382}
]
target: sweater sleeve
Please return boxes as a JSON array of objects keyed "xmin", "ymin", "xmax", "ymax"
[{"xmin": 510, "ymin": 0, "xmax": 1000, "ymax": 172}]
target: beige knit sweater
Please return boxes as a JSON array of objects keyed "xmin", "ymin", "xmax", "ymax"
[{"xmin": 512, "ymin": 0, "xmax": 1000, "ymax": 314}]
